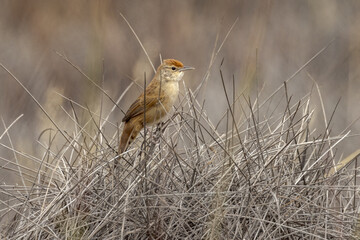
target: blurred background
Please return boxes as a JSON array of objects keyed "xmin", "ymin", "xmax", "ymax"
[{"xmin": 0, "ymin": 0, "xmax": 360, "ymax": 184}]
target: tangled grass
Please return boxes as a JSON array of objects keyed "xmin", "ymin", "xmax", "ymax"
[{"xmin": 0, "ymin": 58, "xmax": 359, "ymax": 240}]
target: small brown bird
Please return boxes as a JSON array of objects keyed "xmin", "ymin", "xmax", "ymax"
[{"xmin": 118, "ymin": 59, "xmax": 194, "ymax": 154}]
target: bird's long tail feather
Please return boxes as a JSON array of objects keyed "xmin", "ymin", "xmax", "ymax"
[{"xmin": 118, "ymin": 120, "xmax": 142, "ymax": 154}]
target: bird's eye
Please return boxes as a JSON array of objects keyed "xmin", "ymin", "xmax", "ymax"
[{"xmin": 171, "ymin": 67, "xmax": 176, "ymax": 71}]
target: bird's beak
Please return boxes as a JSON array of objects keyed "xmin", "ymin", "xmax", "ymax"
[{"xmin": 179, "ymin": 66, "xmax": 195, "ymax": 72}]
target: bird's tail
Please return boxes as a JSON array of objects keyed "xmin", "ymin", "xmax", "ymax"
[{"xmin": 118, "ymin": 120, "xmax": 142, "ymax": 154}]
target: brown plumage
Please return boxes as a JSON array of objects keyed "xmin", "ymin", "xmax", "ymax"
[{"xmin": 118, "ymin": 59, "xmax": 194, "ymax": 154}]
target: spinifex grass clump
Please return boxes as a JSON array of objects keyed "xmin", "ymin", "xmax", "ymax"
[{"xmin": 0, "ymin": 69, "xmax": 359, "ymax": 239}]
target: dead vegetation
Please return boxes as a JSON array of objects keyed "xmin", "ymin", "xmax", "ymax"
[{"xmin": 0, "ymin": 55, "xmax": 359, "ymax": 239}]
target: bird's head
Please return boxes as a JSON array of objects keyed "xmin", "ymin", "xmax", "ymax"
[{"xmin": 158, "ymin": 59, "xmax": 194, "ymax": 82}]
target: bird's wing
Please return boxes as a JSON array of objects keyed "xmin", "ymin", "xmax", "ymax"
[{"xmin": 122, "ymin": 94, "xmax": 160, "ymax": 122}]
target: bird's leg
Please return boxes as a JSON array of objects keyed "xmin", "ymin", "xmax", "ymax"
[
  {"xmin": 144, "ymin": 123, "xmax": 164, "ymax": 156},
  {"xmin": 149, "ymin": 123, "xmax": 163, "ymax": 147},
  {"xmin": 140, "ymin": 127, "xmax": 149, "ymax": 153}
]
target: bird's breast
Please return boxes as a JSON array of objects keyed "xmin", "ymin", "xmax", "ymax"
[{"xmin": 162, "ymin": 81, "xmax": 179, "ymax": 108}]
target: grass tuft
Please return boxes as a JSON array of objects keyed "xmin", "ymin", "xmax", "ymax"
[{"xmin": 0, "ymin": 61, "xmax": 359, "ymax": 239}]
